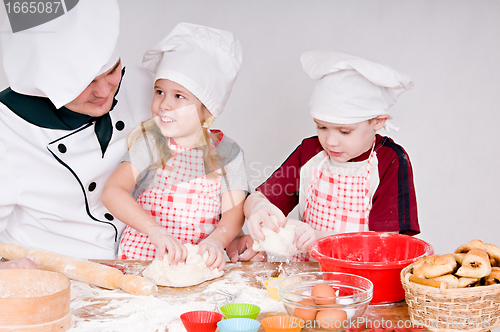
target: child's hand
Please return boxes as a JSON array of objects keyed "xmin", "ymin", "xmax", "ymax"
[
  {"xmin": 285, "ymin": 219, "xmax": 318, "ymax": 252},
  {"xmin": 146, "ymin": 224, "xmax": 187, "ymax": 264},
  {"xmin": 226, "ymin": 235, "xmax": 267, "ymax": 262},
  {"xmin": 247, "ymin": 201, "xmax": 287, "ymax": 241},
  {"xmin": 198, "ymin": 238, "xmax": 225, "ymax": 271}
]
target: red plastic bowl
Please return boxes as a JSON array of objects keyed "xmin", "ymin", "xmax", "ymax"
[{"xmin": 309, "ymin": 232, "xmax": 433, "ymax": 304}]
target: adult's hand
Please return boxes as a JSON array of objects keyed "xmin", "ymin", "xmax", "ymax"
[
  {"xmin": 226, "ymin": 235, "xmax": 267, "ymax": 262},
  {"xmin": 0, "ymin": 257, "xmax": 38, "ymax": 269}
]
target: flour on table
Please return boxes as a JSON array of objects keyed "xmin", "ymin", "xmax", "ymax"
[
  {"xmin": 142, "ymin": 243, "xmax": 223, "ymax": 287},
  {"xmin": 252, "ymin": 215, "xmax": 300, "ymax": 257},
  {"xmin": 69, "ymin": 267, "xmax": 286, "ymax": 332}
]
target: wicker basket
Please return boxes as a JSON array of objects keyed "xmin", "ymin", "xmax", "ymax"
[{"xmin": 401, "ymin": 263, "xmax": 500, "ymax": 332}]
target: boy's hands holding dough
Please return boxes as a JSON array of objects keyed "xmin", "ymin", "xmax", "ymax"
[
  {"xmin": 146, "ymin": 224, "xmax": 187, "ymax": 265},
  {"xmin": 245, "ymin": 192, "xmax": 287, "ymax": 241},
  {"xmin": 285, "ymin": 219, "xmax": 318, "ymax": 251}
]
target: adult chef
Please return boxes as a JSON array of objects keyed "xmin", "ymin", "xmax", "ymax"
[{"xmin": 0, "ymin": 0, "xmax": 152, "ymax": 259}]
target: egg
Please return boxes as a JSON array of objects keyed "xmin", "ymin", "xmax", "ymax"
[
  {"xmin": 311, "ymin": 283, "xmax": 336, "ymax": 305},
  {"xmin": 316, "ymin": 309, "xmax": 348, "ymax": 330},
  {"xmin": 293, "ymin": 298, "xmax": 317, "ymax": 322}
]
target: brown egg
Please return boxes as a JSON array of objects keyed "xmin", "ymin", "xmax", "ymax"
[
  {"xmin": 316, "ymin": 309, "xmax": 348, "ymax": 330},
  {"xmin": 311, "ymin": 283, "xmax": 336, "ymax": 305},
  {"xmin": 293, "ymin": 298, "xmax": 317, "ymax": 322}
]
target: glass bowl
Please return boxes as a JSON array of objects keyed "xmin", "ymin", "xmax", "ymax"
[{"xmin": 278, "ymin": 272, "xmax": 373, "ymax": 331}]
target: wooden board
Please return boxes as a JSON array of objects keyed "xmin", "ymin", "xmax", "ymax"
[{"xmin": 69, "ymin": 261, "xmax": 411, "ymax": 331}]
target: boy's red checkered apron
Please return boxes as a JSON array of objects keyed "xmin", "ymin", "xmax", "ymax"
[
  {"xmin": 119, "ymin": 141, "xmax": 221, "ymax": 260},
  {"xmin": 293, "ymin": 143, "xmax": 375, "ymax": 262}
]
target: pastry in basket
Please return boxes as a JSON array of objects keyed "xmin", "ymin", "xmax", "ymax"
[
  {"xmin": 457, "ymin": 276, "xmax": 479, "ymax": 288},
  {"xmin": 428, "ymin": 273, "xmax": 458, "ymax": 288},
  {"xmin": 455, "ymin": 239, "xmax": 487, "ymax": 252},
  {"xmin": 484, "ymin": 267, "xmax": 500, "ymax": 285},
  {"xmin": 455, "ymin": 239, "xmax": 500, "ymax": 267},
  {"xmin": 455, "ymin": 248, "xmax": 492, "ymax": 278},
  {"xmin": 413, "ymin": 254, "xmax": 457, "ymax": 279},
  {"xmin": 426, "ymin": 274, "xmax": 478, "ymax": 288},
  {"xmin": 470, "ymin": 239, "xmax": 487, "ymax": 250},
  {"xmin": 454, "ymin": 253, "xmax": 466, "ymax": 265},
  {"xmin": 485, "ymin": 243, "xmax": 500, "ymax": 267}
]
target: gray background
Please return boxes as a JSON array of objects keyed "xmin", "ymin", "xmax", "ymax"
[{"xmin": 1, "ymin": 1, "xmax": 499, "ymax": 258}]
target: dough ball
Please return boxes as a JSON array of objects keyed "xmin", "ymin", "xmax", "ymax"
[
  {"xmin": 252, "ymin": 215, "xmax": 300, "ymax": 257},
  {"xmin": 142, "ymin": 243, "xmax": 223, "ymax": 287}
]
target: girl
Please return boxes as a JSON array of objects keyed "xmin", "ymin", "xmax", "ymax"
[
  {"xmin": 243, "ymin": 50, "xmax": 420, "ymax": 261},
  {"xmin": 102, "ymin": 23, "xmax": 248, "ymax": 270}
]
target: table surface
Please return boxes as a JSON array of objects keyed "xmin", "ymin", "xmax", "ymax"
[{"xmin": 75, "ymin": 260, "xmax": 412, "ymax": 331}]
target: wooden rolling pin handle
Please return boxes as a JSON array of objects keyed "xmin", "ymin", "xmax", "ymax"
[
  {"xmin": 118, "ymin": 275, "xmax": 157, "ymax": 296},
  {"xmin": 26, "ymin": 249, "xmax": 124, "ymax": 290},
  {"xmin": 0, "ymin": 244, "xmax": 155, "ymax": 296},
  {"xmin": 0, "ymin": 243, "xmax": 28, "ymax": 260}
]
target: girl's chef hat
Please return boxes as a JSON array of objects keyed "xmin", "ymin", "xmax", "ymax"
[
  {"xmin": 142, "ymin": 22, "xmax": 242, "ymax": 118},
  {"xmin": 0, "ymin": 0, "xmax": 120, "ymax": 109},
  {"xmin": 301, "ymin": 50, "xmax": 414, "ymax": 125}
]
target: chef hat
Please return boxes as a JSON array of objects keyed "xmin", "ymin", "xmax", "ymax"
[
  {"xmin": 142, "ymin": 22, "xmax": 243, "ymax": 118},
  {"xmin": 301, "ymin": 50, "xmax": 414, "ymax": 124},
  {"xmin": 0, "ymin": 0, "xmax": 120, "ymax": 109}
]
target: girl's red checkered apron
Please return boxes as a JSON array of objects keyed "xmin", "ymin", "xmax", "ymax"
[
  {"xmin": 119, "ymin": 140, "xmax": 221, "ymax": 260},
  {"xmin": 294, "ymin": 142, "xmax": 375, "ymax": 262}
]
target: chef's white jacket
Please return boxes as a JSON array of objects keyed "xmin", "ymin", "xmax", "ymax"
[{"xmin": 0, "ymin": 65, "xmax": 153, "ymax": 259}]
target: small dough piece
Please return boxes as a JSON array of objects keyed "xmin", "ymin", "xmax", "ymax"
[
  {"xmin": 252, "ymin": 216, "xmax": 300, "ymax": 257},
  {"xmin": 142, "ymin": 243, "xmax": 223, "ymax": 287},
  {"xmin": 455, "ymin": 249, "xmax": 491, "ymax": 278}
]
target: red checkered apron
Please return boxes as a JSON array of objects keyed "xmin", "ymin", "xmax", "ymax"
[
  {"xmin": 294, "ymin": 143, "xmax": 375, "ymax": 262},
  {"xmin": 119, "ymin": 140, "xmax": 221, "ymax": 260}
]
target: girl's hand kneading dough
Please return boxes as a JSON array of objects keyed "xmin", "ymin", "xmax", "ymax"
[
  {"xmin": 145, "ymin": 224, "xmax": 187, "ymax": 264},
  {"xmin": 198, "ymin": 238, "xmax": 225, "ymax": 270}
]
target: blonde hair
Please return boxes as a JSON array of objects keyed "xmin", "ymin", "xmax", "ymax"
[{"xmin": 127, "ymin": 107, "xmax": 225, "ymax": 177}]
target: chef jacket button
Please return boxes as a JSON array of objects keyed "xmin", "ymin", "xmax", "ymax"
[
  {"xmin": 104, "ymin": 213, "xmax": 114, "ymax": 221},
  {"xmin": 115, "ymin": 121, "xmax": 125, "ymax": 131},
  {"xmin": 58, "ymin": 144, "xmax": 67, "ymax": 153},
  {"xmin": 88, "ymin": 182, "xmax": 97, "ymax": 192}
]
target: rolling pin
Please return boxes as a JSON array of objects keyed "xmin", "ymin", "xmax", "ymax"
[{"xmin": 0, "ymin": 243, "xmax": 157, "ymax": 296}]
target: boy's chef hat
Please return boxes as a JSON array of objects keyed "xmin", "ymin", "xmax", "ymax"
[
  {"xmin": 301, "ymin": 50, "xmax": 414, "ymax": 124},
  {"xmin": 0, "ymin": 0, "xmax": 120, "ymax": 109},
  {"xmin": 142, "ymin": 22, "xmax": 242, "ymax": 118}
]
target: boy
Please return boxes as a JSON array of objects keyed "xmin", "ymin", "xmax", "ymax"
[{"xmin": 244, "ymin": 50, "xmax": 420, "ymax": 261}]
